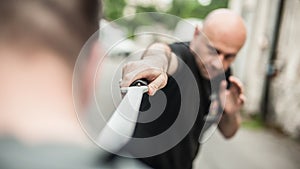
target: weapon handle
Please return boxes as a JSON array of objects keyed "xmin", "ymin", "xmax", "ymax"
[{"xmin": 130, "ymin": 79, "xmax": 149, "ymax": 87}]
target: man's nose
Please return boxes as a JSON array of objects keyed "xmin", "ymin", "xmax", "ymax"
[
  {"xmin": 218, "ymin": 53, "xmax": 229, "ymax": 70},
  {"xmin": 219, "ymin": 53, "xmax": 225, "ymax": 61},
  {"xmin": 211, "ymin": 54, "xmax": 225, "ymax": 70}
]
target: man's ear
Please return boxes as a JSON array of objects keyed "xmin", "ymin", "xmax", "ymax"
[
  {"xmin": 82, "ymin": 41, "xmax": 102, "ymax": 106},
  {"xmin": 194, "ymin": 25, "xmax": 201, "ymax": 37},
  {"xmin": 89, "ymin": 41, "xmax": 102, "ymax": 67}
]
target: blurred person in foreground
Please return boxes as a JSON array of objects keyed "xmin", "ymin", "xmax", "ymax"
[
  {"xmin": 0, "ymin": 0, "xmax": 147, "ymax": 168},
  {"xmin": 121, "ymin": 9, "xmax": 247, "ymax": 169}
]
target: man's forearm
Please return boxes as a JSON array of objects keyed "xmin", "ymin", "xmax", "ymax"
[
  {"xmin": 142, "ymin": 43, "xmax": 178, "ymax": 75},
  {"xmin": 218, "ymin": 111, "xmax": 241, "ymax": 139}
]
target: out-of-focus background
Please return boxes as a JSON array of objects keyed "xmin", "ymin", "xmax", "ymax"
[{"xmin": 101, "ymin": 0, "xmax": 300, "ymax": 168}]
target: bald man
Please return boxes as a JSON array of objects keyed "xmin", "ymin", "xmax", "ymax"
[{"xmin": 121, "ymin": 9, "xmax": 247, "ymax": 169}]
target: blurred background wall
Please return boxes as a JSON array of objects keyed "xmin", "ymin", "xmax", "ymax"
[{"xmin": 230, "ymin": 0, "xmax": 300, "ymax": 138}]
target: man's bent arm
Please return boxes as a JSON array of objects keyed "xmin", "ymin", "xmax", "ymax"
[{"xmin": 218, "ymin": 111, "xmax": 242, "ymax": 139}]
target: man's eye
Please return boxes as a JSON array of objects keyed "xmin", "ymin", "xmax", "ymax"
[
  {"xmin": 224, "ymin": 54, "xmax": 236, "ymax": 60},
  {"xmin": 207, "ymin": 45, "xmax": 217, "ymax": 53}
]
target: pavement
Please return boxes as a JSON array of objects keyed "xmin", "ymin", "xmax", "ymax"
[{"xmin": 193, "ymin": 126, "xmax": 300, "ymax": 169}]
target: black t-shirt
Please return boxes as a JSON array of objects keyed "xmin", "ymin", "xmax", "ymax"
[{"xmin": 127, "ymin": 42, "xmax": 231, "ymax": 169}]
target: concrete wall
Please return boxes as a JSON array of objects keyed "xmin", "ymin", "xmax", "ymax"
[
  {"xmin": 268, "ymin": 0, "xmax": 300, "ymax": 138},
  {"xmin": 229, "ymin": 0, "xmax": 300, "ymax": 138},
  {"xmin": 229, "ymin": 0, "xmax": 281, "ymax": 114}
]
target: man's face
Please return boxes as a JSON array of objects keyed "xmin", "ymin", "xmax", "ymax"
[{"xmin": 191, "ymin": 31, "xmax": 241, "ymax": 79}]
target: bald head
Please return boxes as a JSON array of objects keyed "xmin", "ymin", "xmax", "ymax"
[
  {"xmin": 202, "ymin": 9, "xmax": 247, "ymax": 51},
  {"xmin": 190, "ymin": 9, "xmax": 247, "ymax": 79}
]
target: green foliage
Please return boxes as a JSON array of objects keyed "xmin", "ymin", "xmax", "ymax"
[
  {"xmin": 103, "ymin": 0, "xmax": 126, "ymax": 21},
  {"xmin": 102, "ymin": 0, "xmax": 229, "ymax": 36},
  {"xmin": 168, "ymin": 0, "xmax": 229, "ymax": 19},
  {"xmin": 104, "ymin": 0, "xmax": 229, "ymax": 21},
  {"xmin": 242, "ymin": 114, "xmax": 265, "ymax": 130}
]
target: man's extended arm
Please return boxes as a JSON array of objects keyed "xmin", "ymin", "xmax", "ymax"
[{"xmin": 121, "ymin": 43, "xmax": 178, "ymax": 95}]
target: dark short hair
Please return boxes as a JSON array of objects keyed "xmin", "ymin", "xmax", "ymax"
[{"xmin": 0, "ymin": 0, "xmax": 102, "ymax": 64}]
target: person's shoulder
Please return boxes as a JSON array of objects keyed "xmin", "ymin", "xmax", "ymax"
[
  {"xmin": 169, "ymin": 41, "xmax": 190, "ymax": 50},
  {"xmin": 169, "ymin": 41, "xmax": 191, "ymax": 59}
]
